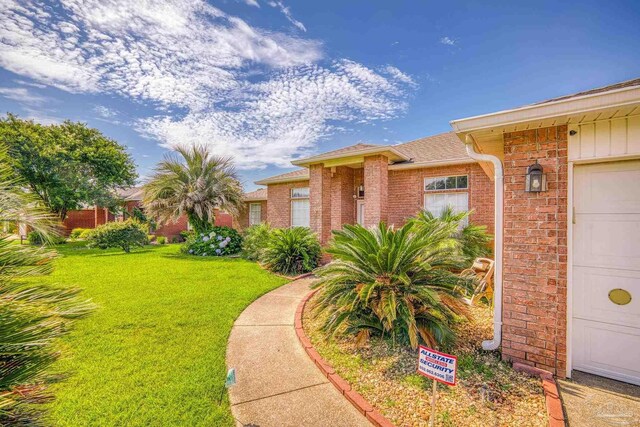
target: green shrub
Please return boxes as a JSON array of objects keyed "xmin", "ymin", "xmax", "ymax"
[
  {"xmin": 313, "ymin": 222, "xmax": 473, "ymax": 349},
  {"xmin": 79, "ymin": 228, "xmax": 93, "ymax": 239},
  {"xmin": 410, "ymin": 207, "xmax": 493, "ymax": 267},
  {"xmin": 156, "ymin": 236, "xmax": 166, "ymax": 245},
  {"xmin": 262, "ymin": 227, "xmax": 321, "ymax": 275},
  {"xmin": 27, "ymin": 231, "xmax": 66, "ymax": 245},
  {"xmin": 241, "ymin": 223, "xmax": 273, "ymax": 261},
  {"xmin": 86, "ymin": 220, "xmax": 148, "ymax": 253},
  {"xmin": 69, "ymin": 228, "xmax": 87, "ymax": 239},
  {"xmin": 181, "ymin": 226, "xmax": 242, "ymax": 256}
]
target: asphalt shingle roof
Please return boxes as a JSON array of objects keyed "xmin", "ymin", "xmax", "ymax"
[
  {"xmin": 393, "ymin": 132, "xmax": 469, "ymax": 164},
  {"xmin": 534, "ymin": 78, "xmax": 640, "ymax": 105},
  {"xmin": 244, "ymin": 188, "xmax": 267, "ymax": 200}
]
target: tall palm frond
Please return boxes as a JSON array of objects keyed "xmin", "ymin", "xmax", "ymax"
[
  {"xmin": 0, "ymin": 145, "xmax": 94, "ymax": 424},
  {"xmin": 142, "ymin": 146, "xmax": 244, "ymax": 234}
]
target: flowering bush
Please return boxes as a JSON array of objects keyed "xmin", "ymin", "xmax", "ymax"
[{"xmin": 181, "ymin": 226, "xmax": 242, "ymax": 257}]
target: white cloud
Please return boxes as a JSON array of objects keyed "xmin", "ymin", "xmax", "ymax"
[
  {"xmin": 241, "ymin": 0, "xmax": 260, "ymax": 7},
  {"xmin": 440, "ymin": 36, "xmax": 456, "ymax": 46},
  {"xmin": 383, "ymin": 65, "xmax": 417, "ymax": 87},
  {"xmin": 268, "ymin": 1, "xmax": 306, "ymax": 32},
  {"xmin": 14, "ymin": 79, "xmax": 48, "ymax": 89},
  {"xmin": 0, "ymin": 87, "xmax": 48, "ymax": 105},
  {"xmin": 94, "ymin": 105, "xmax": 118, "ymax": 119},
  {"xmin": 0, "ymin": 0, "xmax": 416, "ymax": 170}
]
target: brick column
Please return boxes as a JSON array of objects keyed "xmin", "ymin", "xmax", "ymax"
[
  {"xmin": 330, "ymin": 166, "xmax": 355, "ymax": 232},
  {"xmin": 363, "ymin": 155, "xmax": 388, "ymax": 227},
  {"xmin": 501, "ymin": 125, "xmax": 568, "ymax": 376},
  {"xmin": 309, "ymin": 164, "xmax": 332, "ymax": 244}
]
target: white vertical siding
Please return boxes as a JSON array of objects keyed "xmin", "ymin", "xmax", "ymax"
[{"xmin": 569, "ymin": 116, "xmax": 640, "ymax": 161}]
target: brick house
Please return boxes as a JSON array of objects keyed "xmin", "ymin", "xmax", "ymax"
[
  {"xmin": 242, "ymin": 132, "xmax": 495, "ymax": 244},
  {"xmin": 63, "ymin": 187, "xmax": 233, "ymax": 240},
  {"xmin": 451, "ymin": 78, "xmax": 640, "ymax": 384}
]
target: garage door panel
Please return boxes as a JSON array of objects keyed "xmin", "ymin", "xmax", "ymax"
[
  {"xmin": 573, "ymin": 319, "xmax": 640, "ymax": 386},
  {"xmin": 574, "ymin": 161, "xmax": 640, "ymax": 213},
  {"xmin": 573, "ymin": 266, "xmax": 640, "ymax": 328},
  {"xmin": 573, "ymin": 160, "xmax": 640, "ymax": 385},
  {"xmin": 573, "ymin": 215, "xmax": 640, "ymax": 269}
]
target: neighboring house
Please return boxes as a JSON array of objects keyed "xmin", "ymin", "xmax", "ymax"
[
  {"xmin": 63, "ymin": 187, "xmax": 234, "ymax": 240},
  {"xmin": 237, "ymin": 188, "xmax": 268, "ymax": 229},
  {"xmin": 242, "ymin": 132, "xmax": 496, "ymax": 244},
  {"xmin": 450, "ymin": 78, "xmax": 640, "ymax": 385}
]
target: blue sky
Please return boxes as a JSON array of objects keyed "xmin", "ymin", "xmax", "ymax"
[{"xmin": 1, "ymin": 0, "xmax": 639, "ymax": 191}]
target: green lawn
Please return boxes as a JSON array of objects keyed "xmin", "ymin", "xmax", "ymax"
[{"xmin": 31, "ymin": 242, "xmax": 286, "ymax": 426}]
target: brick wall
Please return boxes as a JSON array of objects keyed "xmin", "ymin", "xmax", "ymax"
[
  {"xmin": 501, "ymin": 125, "xmax": 568, "ymax": 376},
  {"xmin": 236, "ymin": 200, "xmax": 267, "ymax": 229},
  {"xmin": 330, "ymin": 166, "xmax": 355, "ymax": 232},
  {"xmin": 387, "ymin": 163, "xmax": 494, "ymax": 232},
  {"xmin": 155, "ymin": 215, "xmax": 189, "ymax": 241},
  {"xmin": 62, "ymin": 209, "xmax": 96, "ymax": 234},
  {"xmin": 310, "ymin": 165, "xmax": 332, "ymax": 243},
  {"xmin": 363, "ymin": 155, "xmax": 388, "ymax": 227},
  {"xmin": 266, "ymin": 180, "xmax": 310, "ymax": 228}
]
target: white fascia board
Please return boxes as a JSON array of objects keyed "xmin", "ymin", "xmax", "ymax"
[{"xmin": 450, "ymin": 85, "xmax": 640, "ymax": 133}]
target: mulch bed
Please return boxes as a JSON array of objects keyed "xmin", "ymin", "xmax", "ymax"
[{"xmin": 303, "ymin": 296, "xmax": 547, "ymax": 427}]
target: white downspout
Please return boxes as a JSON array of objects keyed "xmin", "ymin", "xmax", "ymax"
[{"xmin": 465, "ymin": 134, "xmax": 503, "ymax": 351}]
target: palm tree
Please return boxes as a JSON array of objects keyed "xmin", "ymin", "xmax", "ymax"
[
  {"xmin": 313, "ymin": 222, "xmax": 473, "ymax": 349},
  {"xmin": 0, "ymin": 148, "xmax": 93, "ymax": 424},
  {"xmin": 142, "ymin": 146, "xmax": 244, "ymax": 234}
]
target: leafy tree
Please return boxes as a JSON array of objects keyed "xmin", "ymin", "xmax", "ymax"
[
  {"xmin": 313, "ymin": 222, "xmax": 473, "ymax": 349},
  {"xmin": 142, "ymin": 146, "xmax": 244, "ymax": 234},
  {"xmin": 0, "ymin": 148, "xmax": 93, "ymax": 424},
  {"xmin": 0, "ymin": 114, "xmax": 137, "ymax": 220},
  {"xmin": 86, "ymin": 220, "xmax": 149, "ymax": 253}
]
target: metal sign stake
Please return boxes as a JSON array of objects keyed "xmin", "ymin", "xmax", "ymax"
[{"xmin": 429, "ymin": 378, "xmax": 437, "ymax": 427}]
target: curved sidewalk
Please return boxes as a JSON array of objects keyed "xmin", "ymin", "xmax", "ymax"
[{"xmin": 227, "ymin": 277, "xmax": 371, "ymax": 427}]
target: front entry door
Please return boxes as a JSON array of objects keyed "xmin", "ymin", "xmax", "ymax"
[
  {"xmin": 356, "ymin": 200, "xmax": 365, "ymax": 226},
  {"xmin": 572, "ymin": 160, "xmax": 640, "ymax": 385}
]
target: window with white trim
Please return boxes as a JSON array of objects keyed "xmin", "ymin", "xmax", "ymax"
[
  {"xmin": 249, "ymin": 203, "xmax": 262, "ymax": 226},
  {"xmin": 291, "ymin": 187, "xmax": 310, "ymax": 227},
  {"xmin": 424, "ymin": 175, "xmax": 468, "ymax": 191},
  {"xmin": 423, "ymin": 175, "xmax": 469, "ymax": 220}
]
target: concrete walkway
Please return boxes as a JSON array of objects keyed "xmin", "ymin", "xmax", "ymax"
[
  {"xmin": 558, "ymin": 371, "xmax": 640, "ymax": 426},
  {"xmin": 226, "ymin": 278, "xmax": 371, "ymax": 427}
]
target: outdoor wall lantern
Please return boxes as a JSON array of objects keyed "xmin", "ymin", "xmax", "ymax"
[
  {"xmin": 357, "ymin": 184, "xmax": 365, "ymax": 198},
  {"xmin": 525, "ymin": 161, "xmax": 547, "ymax": 192}
]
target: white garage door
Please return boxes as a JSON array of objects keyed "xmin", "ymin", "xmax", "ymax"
[{"xmin": 573, "ymin": 160, "xmax": 640, "ymax": 385}]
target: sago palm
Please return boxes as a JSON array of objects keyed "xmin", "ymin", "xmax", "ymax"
[
  {"xmin": 142, "ymin": 146, "xmax": 244, "ymax": 234},
  {"xmin": 0, "ymin": 149, "xmax": 94, "ymax": 424},
  {"xmin": 262, "ymin": 227, "xmax": 321, "ymax": 275},
  {"xmin": 313, "ymin": 222, "xmax": 473, "ymax": 349},
  {"xmin": 410, "ymin": 206, "xmax": 492, "ymax": 266}
]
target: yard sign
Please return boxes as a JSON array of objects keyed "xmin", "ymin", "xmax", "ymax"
[{"xmin": 417, "ymin": 345, "xmax": 457, "ymax": 386}]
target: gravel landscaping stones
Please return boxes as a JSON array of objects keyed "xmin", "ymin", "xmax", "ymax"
[{"xmin": 304, "ymin": 295, "xmax": 547, "ymax": 427}]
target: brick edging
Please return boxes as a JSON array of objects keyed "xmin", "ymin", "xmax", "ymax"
[
  {"xmin": 513, "ymin": 363, "xmax": 566, "ymax": 427},
  {"xmin": 295, "ymin": 289, "xmax": 395, "ymax": 427}
]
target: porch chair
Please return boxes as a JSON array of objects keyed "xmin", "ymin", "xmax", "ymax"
[{"xmin": 462, "ymin": 257, "xmax": 495, "ymax": 307}]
